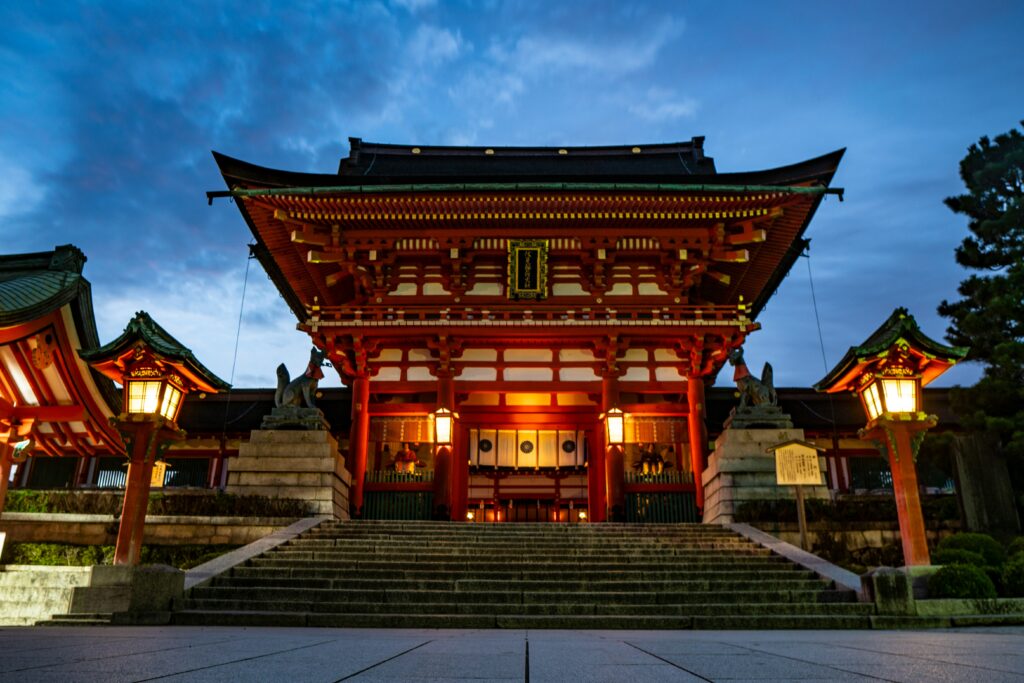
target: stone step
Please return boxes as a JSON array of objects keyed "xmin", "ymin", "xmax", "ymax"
[
  {"xmin": 246, "ymin": 558, "xmax": 795, "ymax": 572},
  {"xmin": 172, "ymin": 610, "xmax": 874, "ymax": 630},
  {"xmin": 39, "ymin": 613, "xmax": 114, "ymax": 626},
  {"xmin": 288, "ymin": 538, "xmax": 760, "ymax": 549},
  {"xmin": 226, "ymin": 566, "xmax": 816, "ymax": 583},
  {"xmin": 183, "ymin": 598, "xmax": 870, "ymax": 616},
  {"xmin": 179, "ymin": 521, "xmax": 863, "ymax": 630},
  {"xmin": 188, "ymin": 585, "xmax": 841, "ymax": 606},
  {"xmin": 264, "ymin": 548, "xmax": 774, "ymax": 557},
  {"xmin": 211, "ymin": 576, "xmax": 831, "ymax": 593}
]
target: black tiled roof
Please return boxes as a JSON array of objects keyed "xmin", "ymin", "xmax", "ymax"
[{"xmin": 338, "ymin": 137, "xmax": 716, "ymax": 180}]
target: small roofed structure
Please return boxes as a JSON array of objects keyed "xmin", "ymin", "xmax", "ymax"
[
  {"xmin": 814, "ymin": 307, "xmax": 968, "ymax": 396},
  {"xmin": 0, "ymin": 245, "xmax": 126, "ymax": 513},
  {"xmin": 81, "ymin": 311, "xmax": 230, "ymax": 405}
]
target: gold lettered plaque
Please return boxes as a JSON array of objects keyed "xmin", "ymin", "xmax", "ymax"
[{"xmin": 507, "ymin": 239, "xmax": 548, "ymax": 300}]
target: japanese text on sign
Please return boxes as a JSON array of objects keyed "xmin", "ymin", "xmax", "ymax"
[{"xmin": 775, "ymin": 444, "xmax": 821, "ymax": 486}]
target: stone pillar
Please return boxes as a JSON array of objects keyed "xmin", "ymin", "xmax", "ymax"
[
  {"xmin": 602, "ymin": 374, "xmax": 625, "ymax": 522},
  {"xmin": 348, "ymin": 375, "xmax": 370, "ymax": 518},
  {"xmin": 686, "ymin": 375, "xmax": 708, "ymax": 511}
]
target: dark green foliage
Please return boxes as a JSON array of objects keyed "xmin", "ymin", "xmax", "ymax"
[
  {"xmin": 5, "ymin": 543, "xmax": 238, "ymax": 570},
  {"xmin": 938, "ymin": 532, "xmax": 1007, "ymax": 566},
  {"xmin": 938, "ymin": 121, "xmax": 1024, "ymax": 513},
  {"xmin": 1009, "ymin": 537, "xmax": 1024, "ymax": 558},
  {"xmin": 1002, "ymin": 555, "xmax": 1024, "ymax": 597},
  {"xmin": 5, "ymin": 490, "xmax": 307, "ymax": 517},
  {"xmin": 734, "ymin": 495, "xmax": 959, "ymax": 524},
  {"xmin": 931, "ymin": 548, "xmax": 987, "ymax": 567},
  {"xmin": 927, "ymin": 564, "xmax": 998, "ymax": 599}
]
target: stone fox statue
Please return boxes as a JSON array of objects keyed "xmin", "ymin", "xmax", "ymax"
[
  {"xmin": 276, "ymin": 347, "xmax": 327, "ymax": 409},
  {"xmin": 727, "ymin": 347, "xmax": 777, "ymax": 409}
]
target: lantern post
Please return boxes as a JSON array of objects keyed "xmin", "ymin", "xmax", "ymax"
[
  {"xmin": 80, "ymin": 312, "xmax": 228, "ymax": 565},
  {"xmin": 814, "ymin": 308, "xmax": 967, "ymax": 566}
]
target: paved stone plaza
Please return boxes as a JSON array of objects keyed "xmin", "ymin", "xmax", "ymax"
[{"xmin": 2, "ymin": 626, "xmax": 1024, "ymax": 682}]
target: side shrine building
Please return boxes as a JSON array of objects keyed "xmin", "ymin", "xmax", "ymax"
[{"xmin": 212, "ymin": 137, "xmax": 845, "ymax": 523}]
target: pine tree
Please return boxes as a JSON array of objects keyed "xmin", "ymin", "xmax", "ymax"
[{"xmin": 938, "ymin": 121, "xmax": 1024, "ymax": 503}]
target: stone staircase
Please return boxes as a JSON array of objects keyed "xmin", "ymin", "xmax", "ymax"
[
  {"xmin": 0, "ymin": 565, "xmax": 93, "ymax": 626},
  {"xmin": 174, "ymin": 520, "xmax": 874, "ymax": 629}
]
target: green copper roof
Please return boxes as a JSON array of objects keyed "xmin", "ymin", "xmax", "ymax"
[
  {"xmin": 80, "ymin": 311, "xmax": 230, "ymax": 391},
  {"xmin": 0, "ymin": 245, "xmax": 89, "ymax": 326},
  {"xmin": 814, "ymin": 307, "xmax": 968, "ymax": 391}
]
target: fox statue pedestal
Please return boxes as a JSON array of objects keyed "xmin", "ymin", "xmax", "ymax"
[
  {"xmin": 227, "ymin": 429, "xmax": 351, "ymax": 519},
  {"xmin": 701, "ymin": 426, "xmax": 830, "ymax": 525}
]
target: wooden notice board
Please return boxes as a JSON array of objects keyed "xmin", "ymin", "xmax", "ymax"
[{"xmin": 774, "ymin": 443, "xmax": 822, "ymax": 486}]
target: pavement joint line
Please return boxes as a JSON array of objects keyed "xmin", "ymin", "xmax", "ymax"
[
  {"xmin": 0, "ymin": 635, "xmax": 243, "ymax": 674},
  {"xmin": 623, "ymin": 641, "xmax": 715, "ymax": 682},
  {"xmin": 818, "ymin": 641, "xmax": 1024, "ymax": 677},
  {"xmin": 332, "ymin": 639, "xmax": 433, "ymax": 682},
  {"xmin": 732, "ymin": 642, "xmax": 897, "ymax": 682},
  {"xmin": 524, "ymin": 634, "xmax": 529, "ymax": 683},
  {"xmin": 128, "ymin": 637, "xmax": 342, "ymax": 682}
]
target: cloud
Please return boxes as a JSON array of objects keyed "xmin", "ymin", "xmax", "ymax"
[
  {"xmin": 0, "ymin": 159, "xmax": 45, "ymax": 220},
  {"xmin": 626, "ymin": 87, "xmax": 698, "ymax": 122},
  {"xmin": 408, "ymin": 25, "xmax": 465, "ymax": 65},
  {"xmin": 392, "ymin": 0, "xmax": 436, "ymax": 12}
]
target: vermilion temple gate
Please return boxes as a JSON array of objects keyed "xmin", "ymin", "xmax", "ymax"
[{"xmin": 215, "ymin": 137, "xmax": 842, "ymax": 522}]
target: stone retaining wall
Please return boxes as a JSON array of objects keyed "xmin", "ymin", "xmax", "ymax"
[
  {"xmin": 0, "ymin": 513, "xmax": 301, "ymax": 546},
  {"xmin": 753, "ymin": 521, "xmax": 961, "ymax": 553}
]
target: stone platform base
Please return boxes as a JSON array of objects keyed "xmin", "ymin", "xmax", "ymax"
[
  {"xmin": 227, "ymin": 430, "xmax": 351, "ymax": 519},
  {"xmin": 702, "ymin": 427, "xmax": 830, "ymax": 524}
]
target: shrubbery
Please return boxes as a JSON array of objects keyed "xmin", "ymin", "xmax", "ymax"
[
  {"xmin": 1002, "ymin": 555, "xmax": 1024, "ymax": 597},
  {"xmin": 3, "ymin": 542, "xmax": 238, "ymax": 570},
  {"xmin": 927, "ymin": 564, "xmax": 997, "ymax": 599},
  {"xmin": 1008, "ymin": 537, "xmax": 1024, "ymax": 559},
  {"xmin": 5, "ymin": 490, "xmax": 307, "ymax": 517},
  {"xmin": 931, "ymin": 548, "xmax": 986, "ymax": 567},
  {"xmin": 937, "ymin": 533, "xmax": 1006, "ymax": 566}
]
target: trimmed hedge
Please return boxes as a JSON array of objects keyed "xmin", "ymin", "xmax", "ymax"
[
  {"xmin": 5, "ymin": 490, "xmax": 307, "ymax": 518},
  {"xmin": 3, "ymin": 542, "xmax": 238, "ymax": 570},
  {"xmin": 937, "ymin": 533, "xmax": 1006, "ymax": 566},
  {"xmin": 1008, "ymin": 537, "xmax": 1024, "ymax": 559},
  {"xmin": 1003, "ymin": 556, "xmax": 1024, "ymax": 598},
  {"xmin": 927, "ymin": 564, "xmax": 997, "ymax": 599},
  {"xmin": 931, "ymin": 548, "xmax": 986, "ymax": 567}
]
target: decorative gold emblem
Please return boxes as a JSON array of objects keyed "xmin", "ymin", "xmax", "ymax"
[{"xmin": 507, "ymin": 239, "xmax": 549, "ymax": 300}]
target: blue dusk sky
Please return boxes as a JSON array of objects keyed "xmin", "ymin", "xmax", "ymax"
[{"xmin": 2, "ymin": 1, "xmax": 1022, "ymax": 390}]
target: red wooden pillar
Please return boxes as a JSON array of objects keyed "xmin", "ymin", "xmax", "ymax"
[
  {"xmin": 451, "ymin": 424, "xmax": 469, "ymax": 521},
  {"xmin": 114, "ymin": 422, "xmax": 158, "ymax": 565},
  {"xmin": 587, "ymin": 425, "xmax": 607, "ymax": 522},
  {"xmin": 874, "ymin": 422, "xmax": 931, "ymax": 566},
  {"xmin": 686, "ymin": 375, "xmax": 708, "ymax": 511},
  {"xmin": 348, "ymin": 375, "xmax": 371, "ymax": 518},
  {"xmin": 433, "ymin": 375, "xmax": 455, "ymax": 520},
  {"xmin": 0, "ymin": 444, "xmax": 13, "ymax": 518},
  {"xmin": 602, "ymin": 374, "xmax": 625, "ymax": 522}
]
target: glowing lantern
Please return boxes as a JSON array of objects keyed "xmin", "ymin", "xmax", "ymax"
[
  {"xmin": 604, "ymin": 407, "xmax": 625, "ymax": 445},
  {"xmin": 433, "ymin": 407, "xmax": 455, "ymax": 445}
]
